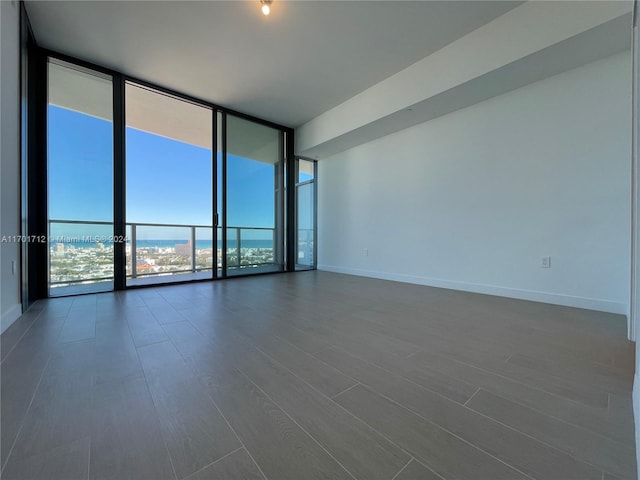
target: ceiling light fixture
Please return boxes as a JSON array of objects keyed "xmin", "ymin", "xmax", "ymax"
[{"xmin": 260, "ymin": 0, "xmax": 272, "ymax": 16}]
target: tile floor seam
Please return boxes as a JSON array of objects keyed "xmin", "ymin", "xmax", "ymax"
[
  {"xmin": 319, "ymin": 346, "xmax": 541, "ymax": 479},
  {"xmin": 180, "ymin": 446, "xmax": 244, "ymax": 480},
  {"xmin": 504, "ymin": 357, "xmax": 631, "ymax": 396},
  {"xmin": 236, "ymin": 447, "xmax": 269, "ymax": 480},
  {"xmin": 235, "ymin": 366, "xmax": 359, "ymax": 480},
  {"xmin": 324, "ymin": 344, "xmax": 473, "ymax": 406},
  {"xmin": 198, "ymin": 393, "xmax": 269, "ymax": 480},
  {"xmin": 150, "ymin": 324, "xmax": 256, "ymax": 480},
  {"xmin": 410, "ymin": 350, "xmax": 612, "ymax": 414},
  {"xmin": 330, "ymin": 382, "xmax": 361, "ymax": 400},
  {"xmin": 0, "ymin": 310, "xmax": 43, "ymax": 366},
  {"xmin": 418, "ymin": 353, "xmax": 631, "ymax": 410},
  {"xmin": 402, "ymin": 349, "xmax": 422, "ymax": 359},
  {"xmin": 463, "ymin": 389, "xmax": 635, "ymax": 478},
  {"xmin": 463, "ymin": 388, "xmax": 481, "ymax": 407},
  {"xmin": 1, "ymin": 354, "xmax": 52, "ymax": 473},
  {"xmin": 465, "ymin": 385, "xmax": 632, "ymax": 450},
  {"xmin": 271, "ymin": 332, "xmax": 356, "ymax": 378},
  {"xmin": 249, "ymin": 341, "xmax": 417, "ymax": 457},
  {"xmin": 174, "ymin": 346, "xmax": 270, "ymax": 480},
  {"xmin": 335, "ymin": 322, "xmax": 421, "ymax": 356},
  {"xmin": 157, "ymin": 320, "xmax": 268, "ymax": 480},
  {"xmin": 331, "ymin": 345, "xmax": 623, "ymax": 477},
  {"xmin": 389, "ymin": 458, "xmax": 412, "ymax": 480},
  {"xmin": 314, "ymin": 318, "xmax": 425, "ymax": 359},
  {"xmin": 291, "ymin": 320, "xmax": 423, "ymax": 361},
  {"xmin": 348, "ymin": 383, "xmax": 537, "ymax": 480},
  {"xmin": 244, "ymin": 344, "xmax": 420, "ymax": 475},
  {"xmin": 126, "ymin": 317, "xmax": 180, "ymax": 480},
  {"xmin": 412, "ymin": 458, "xmax": 448, "ymax": 480},
  {"xmin": 130, "ymin": 336, "xmax": 174, "ymax": 350}
]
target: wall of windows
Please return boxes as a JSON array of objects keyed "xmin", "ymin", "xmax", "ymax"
[{"xmin": 38, "ymin": 54, "xmax": 301, "ymax": 297}]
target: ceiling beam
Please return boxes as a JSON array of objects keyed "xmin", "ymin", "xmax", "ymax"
[{"xmin": 296, "ymin": 1, "xmax": 633, "ymax": 159}]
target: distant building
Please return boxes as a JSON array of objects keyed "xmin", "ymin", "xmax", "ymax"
[{"xmin": 175, "ymin": 241, "xmax": 191, "ymax": 256}]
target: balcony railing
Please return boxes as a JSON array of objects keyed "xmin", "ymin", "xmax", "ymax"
[
  {"xmin": 297, "ymin": 228, "xmax": 315, "ymax": 267},
  {"xmin": 48, "ymin": 219, "xmax": 278, "ymax": 287}
]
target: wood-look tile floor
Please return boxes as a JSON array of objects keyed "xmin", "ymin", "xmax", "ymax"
[{"xmin": 1, "ymin": 271, "xmax": 636, "ymax": 480}]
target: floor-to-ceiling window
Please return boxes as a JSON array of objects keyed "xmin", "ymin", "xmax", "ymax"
[
  {"xmin": 225, "ymin": 115, "xmax": 284, "ymax": 275},
  {"xmin": 296, "ymin": 158, "xmax": 316, "ymax": 270},
  {"xmin": 125, "ymin": 83, "xmax": 214, "ymax": 286},
  {"xmin": 47, "ymin": 59, "xmax": 114, "ymax": 296},
  {"xmin": 41, "ymin": 54, "xmax": 300, "ymax": 298}
]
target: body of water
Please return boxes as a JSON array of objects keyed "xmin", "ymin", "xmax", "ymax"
[{"xmin": 50, "ymin": 239, "xmax": 274, "ymax": 249}]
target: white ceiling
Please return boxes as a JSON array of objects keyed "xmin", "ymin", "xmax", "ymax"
[{"xmin": 25, "ymin": 0, "xmax": 521, "ymax": 128}]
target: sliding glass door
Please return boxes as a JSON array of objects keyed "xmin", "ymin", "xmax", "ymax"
[
  {"xmin": 225, "ymin": 115, "xmax": 284, "ymax": 275},
  {"xmin": 47, "ymin": 59, "xmax": 114, "ymax": 296},
  {"xmin": 125, "ymin": 83, "xmax": 214, "ymax": 286},
  {"xmin": 43, "ymin": 55, "xmax": 294, "ymax": 298},
  {"xmin": 124, "ymin": 91, "xmax": 287, "ymax": 284}
]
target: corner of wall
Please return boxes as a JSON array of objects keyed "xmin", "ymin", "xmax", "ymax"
[
  {"xmin": 0, "ymin": 0, "xmax": 23, "ymax": 335},
  {"xmin": 1, "ymin": 304, "xmax": 22, "ymax": 334}
]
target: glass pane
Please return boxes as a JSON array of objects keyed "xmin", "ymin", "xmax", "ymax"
[
  {"xmin": 47, "ymin": 59, "xmax": 113, "ymax": 295},
  {"xmin": 196, "ymin": 227, "xmax": 214, "ymax": 272},
  {"xmin": 299, "ymin": 159, "xmax": 315, "ymax": 183},
  {"xmin": 226, "ymin": 227, "xmax": 276, "ymax": 269},
  {"xmin": 126, "ymin": 83, "xmax": 213, "ymax": 286},
  {"xmin": 226, "ymin": 115, "xmax": 283, "ymax": 275},
  {"xmin": 297, "ymin": 181, "xmax": 315, "ymax": 269},
  {"xmin": 133, "ymin": 225, "xmax": 190, "ymax": 276},
  {"xmin": 49, "ymin": 222, "xmax": 114, "ymax": 288}
]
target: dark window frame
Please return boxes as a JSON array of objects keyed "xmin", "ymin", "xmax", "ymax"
[{"xmin": 28, "ymin": 46, "xmax": 299, "ymax": 299}]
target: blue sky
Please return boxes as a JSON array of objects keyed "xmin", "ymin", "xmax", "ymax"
[
  {"xmin": 48, "ymin": 106, "xmax": 113, "ymax": 222},
  {"xmin": 49, "ymin": 105, "xmax": 276, "ymax": 238}
]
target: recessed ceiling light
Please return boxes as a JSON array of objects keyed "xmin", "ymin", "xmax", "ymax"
[{"xmin": 260, "ymin": 0, "xmax": 272, "ymax": 16}]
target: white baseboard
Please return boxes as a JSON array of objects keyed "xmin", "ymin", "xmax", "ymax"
[
  {"xmin": 1, "ymin": 303, "xmax": 22, "ymax": 334},
  {"xmin": 317, "ymin": 265, "xmax": 628, "ymax": 315}
]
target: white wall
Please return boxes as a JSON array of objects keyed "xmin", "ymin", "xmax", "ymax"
[
  {"xmin": 1, "ymin": 0, "xmax": 23, "ymax": 333},
  {"xmin": 297, "ymin": 1, "xmax": 632, "ymax": 159},
  {"xmin": 319, "ymin": 52, "xmax": 632, "ymax": 315}
]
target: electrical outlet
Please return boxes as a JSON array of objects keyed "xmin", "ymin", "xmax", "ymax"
[{"xmin": 541, "ymin": 256, "xmax": 551, "ymax": 268}]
